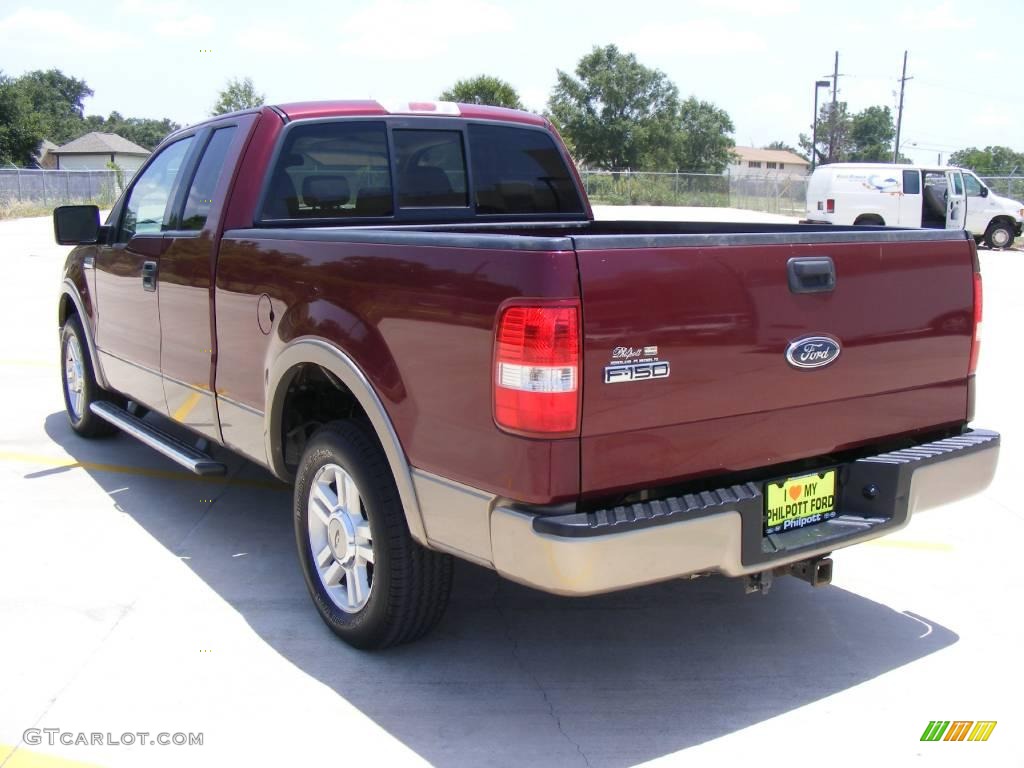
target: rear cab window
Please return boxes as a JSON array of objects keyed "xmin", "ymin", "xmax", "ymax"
[
  {"xmin": 468, "ymin": 123, "xmax": 583, "ymax": 214},
  {"xmin": 258, "ymin": 118, "xmax": 584, "ymax": 223}
]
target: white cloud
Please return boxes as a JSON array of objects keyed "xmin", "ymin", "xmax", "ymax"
[
  {"xmin": 697, "ymin": 0, "xmax": 801, "ymax": 16},
  {"xmin": 116, "ymin": 0, "xmax": 214, "ymax": 39},
  {"xmin": 0, "ymin": 8, "xmax": 115, "ymax": 49},
  {"xmin": 620, "ymin": 19, "xmax": 767, "ymax": 57},
  {"xmin": 899, "ymin": 1, "xmax": 974, "ymax": 31},
  {"xmin": 233, "ymin": 21, "xmax": 306, "ymax": 53},
  {"xmin": 334, "ymin": 0, "xmax": 515, "ymax": 61}
]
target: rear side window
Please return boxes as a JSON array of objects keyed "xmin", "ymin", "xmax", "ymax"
[
  {"xmin": 180, "ymin": 126, "xmax": 237, "ymax": 230},
  {"xmin": 469, "ymin": 124, "xmax": 583, "ymax": 214},
  {"xmin": 263, "ymin": 121, "xmax": 392, "ymax": 219},
  {"xmin": 902, "ymin": 170, "xmax": 921, "ymax": 195},
  {"xmin": 393, "ymin": 130, "xmax": 468, "ymax": 208}
]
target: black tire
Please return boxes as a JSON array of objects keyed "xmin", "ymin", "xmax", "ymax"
[
  {"xmin": 854, "ymin": 214, "xmax": 885, "ymax": 226},
  {"xmin": 60, "ymin": 316, "xmax": 118, "ymax": 438},
  {"xmin": 293, "ymin": 420, "xmax": 453, "ymax": 649},
  {"xmin": 984, "ymin": 220, "xmax": 1015, "ymax": 249}
]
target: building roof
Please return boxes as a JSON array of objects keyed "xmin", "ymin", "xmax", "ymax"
[
  {"xmin": 732, "ymin": 146, "xmax": 809, "ymax": 166},
  {"xmin": 52, "ymin": 132, "xmax": 151, "ymax": 156}
]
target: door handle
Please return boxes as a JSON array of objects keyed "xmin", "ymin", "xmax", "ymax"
[
  {"xmin": 142, "ymin": 260, "xmax": 158, "ymax": 292},
  {"xmin": 787, "ymin": 257, "xmax": 835, "ymax": 294}
]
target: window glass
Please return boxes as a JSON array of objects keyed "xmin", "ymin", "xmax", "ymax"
[
  {"xmin": 263, "ymin": 121, "xmax": 392, "ymax": 219},
  {"xmin": 902, "ymin": 169, "xmax": 921, "ymax": 195},
  {"xmin": 180, "ymin": 127, "xmax": 237, "ymax": 230},
  {"xmin": 120, "ymin": 137, "xmax": 193, "ymax": 240},
  {"xmin": 952, "ymin": 173, "xmax": 964, "ymax": 195},
  {"xmin": 394, "ymin": 129, "xmax": 468, "ymax": 208},
  {"xmin": 964, "ymin": 173, "xmax": 983, "ymax": 197},
  {"xmin": 748, "ymin": 160, "xmax": 761, "ymax": 168},
  {"xmin": 468, "ymin": 124, "xmax": 584, "ymax": 214}
]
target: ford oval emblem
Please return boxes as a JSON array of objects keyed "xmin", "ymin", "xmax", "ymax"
[{"xmin": 786, "ymin": 336, "xmax": 841, "ymax": 369}]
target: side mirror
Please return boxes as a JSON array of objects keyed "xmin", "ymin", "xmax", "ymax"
[
  {"xmin": 981, "ymin": 186, "xmax": 989, "ymax": 198},
  {"xmin": 53, "ymin": 205, "xmax": 101, "ymax": 245}
]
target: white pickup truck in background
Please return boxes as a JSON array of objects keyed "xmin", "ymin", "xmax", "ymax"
[{"xmin": 805, "ymin": 162, "xmax": 1024, "ymax": 248}]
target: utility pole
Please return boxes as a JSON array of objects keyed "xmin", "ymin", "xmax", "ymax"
[
  {"xmin": 826, "ymin": 51, "xmax": 842, "ymax": 163},
  {"xmin": 893, "ymin": 50, "xmax": 912, "ymax": 164}
]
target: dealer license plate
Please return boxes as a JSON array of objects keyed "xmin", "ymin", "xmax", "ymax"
[{"xmin": 764, "ymin": 469, "xmax": 838, "ymax": 535}]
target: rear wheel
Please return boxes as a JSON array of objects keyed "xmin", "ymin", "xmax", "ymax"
[
  {"xmin": 984, "ymin": 220, "xmax": 1015, "ymax": 249},
  {"xmin": 60, "ymin": 316, "xmax": 118, "ymax": 438},
  {"xmin": 854, "ymin": 214, "xmax": 885, "ymax": 226},
  {"xmin": 293, "ymin": 420, "xmax": 453, "ymax": 649}
]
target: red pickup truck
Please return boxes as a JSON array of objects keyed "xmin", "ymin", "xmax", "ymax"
[{"xmin": 54, "ymin": 100, "xmax": 999, "ymax": 649}]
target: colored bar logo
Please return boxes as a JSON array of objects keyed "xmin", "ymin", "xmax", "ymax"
[{"xmin": 921, "ymin": 721, "xmax": 997, "ymax": 742}]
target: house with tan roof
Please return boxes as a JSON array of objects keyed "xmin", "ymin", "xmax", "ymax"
[
  {"xmin": 50, "ymin": 132, "xmax": 151, "ymax": 174},
  {"xmin": 729, "ymin": 146, "xmax": 809, "ymax": 177}
]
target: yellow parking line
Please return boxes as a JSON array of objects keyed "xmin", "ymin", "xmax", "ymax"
[
  {"xmin": 0, "ymin": 450, "xmax": 285, "ymax": 490},
  {"xmin": 171, "ymin": 391, "xmax": 203, "ymax": 422},
  {"xmin": 0, "ymin": 744, "xmax": 104, "ymax": 768},
  {"xmin": 865, "ymin": 538, "xmax": 954, "ymax": 552}
]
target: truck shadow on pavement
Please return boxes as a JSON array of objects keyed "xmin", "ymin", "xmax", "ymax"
[{"xmin": 42, "ymin": 411, "xmax": 958, "ymax": 768}]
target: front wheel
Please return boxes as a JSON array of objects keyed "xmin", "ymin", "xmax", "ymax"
[
  {"xmin": 61, "ymin": 317, "xmax": 118, "ymax": 438},
  {"xmin": 984, "ymin": 221, "xmax": 1015, "ymax": 249},
  {"xmin": 293, "ymin": 420, "xmax": 453, "ymax": 649}
]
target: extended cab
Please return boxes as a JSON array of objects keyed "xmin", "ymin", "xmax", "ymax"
[{"xmin": 54, "ymin": 101, "xmax": 1000, "ymax": 648}]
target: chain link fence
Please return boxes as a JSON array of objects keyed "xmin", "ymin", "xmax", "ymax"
[
  {"xmin": 978, "ymin": 175, "xmax": 1024, "ymax": 201},
  {"xmin": 579, "ymin": 170, "xmax": 809, "ymax": 216},
  {"xmin": 0, "ymin": 168, "xmax": 130, "ymax": 209}
]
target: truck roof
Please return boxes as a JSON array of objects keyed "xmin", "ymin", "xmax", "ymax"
[{"xmin": 274, "ymin": 100, "xmax": 550, "ymax": 128}]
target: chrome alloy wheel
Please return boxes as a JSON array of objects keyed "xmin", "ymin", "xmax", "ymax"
[
  {"xmin": 64, "ymin": 334, "xmax": 85, "ymax": 420},
  {"xmin": 307, "ymin": 463, "xmax": 374, "ymax": 613}
]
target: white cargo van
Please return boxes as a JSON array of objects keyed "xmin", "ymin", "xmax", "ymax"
[{"xmin": 805, "ymin": 163, "xmax": 1024, "ymax": 248}]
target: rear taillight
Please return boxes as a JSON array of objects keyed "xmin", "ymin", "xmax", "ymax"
[
  {"xmin": 969, "ymin": 272, "xmax": 982, "ymax": 375},
  {"xmin": 494, "ymin": 302, "xmax": 580, "ymax": 435},
  {"xmin": 826, "ymin": 198, "xmax": 835, "ymax": 214}
]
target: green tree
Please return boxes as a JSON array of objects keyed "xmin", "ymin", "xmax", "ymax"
[
  {"xmin": 0, "ymin": 72, "xmax": 46, "ymax": 165},
  {"xmin": 547, "ymin": 45, "xmax": 683, "ymax": 170},
  {"xmin": 847, "ymin": 105, "xmax": 895, "ymax": 162},
  {"xmin": 211, "ymin": 77, "xmax": 264, "ymax": 116},
  {"xmin": 765, "ymin": 140, "xmax": 798, "ymax": 153},
  {"xmin": 440, "ymin": 75, "xmax": 524, "ymax": 110},
  {"xmin": 82, "ymin": 111, "xmax": 181, "ymax": 150},
  {"xmin": 799, "ymin": 101, "xmax": 851, "ymax": 165},
  {"xmin": 950, "ymin": 146, "xmax": 1024, "ymax": 174},
  {"xmin": 12, "ymin": 69, "xmax": 93, "ymax": 144},
  {"xmin": 676, "ymin": 97, "xmax": 735, "ymax": 172}
]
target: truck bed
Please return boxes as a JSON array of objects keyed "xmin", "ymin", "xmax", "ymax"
[{"xmin": 220, "ymin": 220, "xmax": 973, "ymax": 507}]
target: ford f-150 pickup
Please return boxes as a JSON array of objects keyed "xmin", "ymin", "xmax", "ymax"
[{"xmin": 53, "ymin": 100, "xmax": 1000, "ymax": 649}]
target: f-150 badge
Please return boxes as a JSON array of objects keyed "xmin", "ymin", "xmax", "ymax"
[
  {"xmin": 786, "ymin": 336, "xmax": 841, "ymax": 369},
  {"xmin": 605, "ymin": 345, "xmax": 670, "ymax": 384}
]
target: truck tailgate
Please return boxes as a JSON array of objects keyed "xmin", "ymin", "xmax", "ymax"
[{"xmin": 575, "ymin": 234, "xmax": 975, "ymax": 498}]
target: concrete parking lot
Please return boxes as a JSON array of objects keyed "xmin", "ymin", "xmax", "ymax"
[{"xmin": 0, "ymin": 211, "xmax": 1021, "ymax": 768}]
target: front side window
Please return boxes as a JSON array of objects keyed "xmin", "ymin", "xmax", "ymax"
[
  {"xmin": 964, "ymin": 173, "xmax": 983, "ymax": 197},
  {"xmin": 263, "ymin": 121, "xmax": 392, "ymax": 219},
  {"xmin": 180, "ymin": 127, "xmax": 237, "ymax": 230},
  {"xmin": 468, "ymin": 124, "xmax": 584, "ymax": 214},
  {"xmin": 120, "ymin": 137, "xmax": 193, "ymax": 241},
  {"xmin": 394, "ymin": 129, "xmax": 468, "ymax": 208},
  {"xmin": 952, "ymin": 173, "xmax": 964, "ymax": 196}
]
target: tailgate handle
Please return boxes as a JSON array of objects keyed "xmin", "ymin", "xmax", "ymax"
[{"xmin": 787, "ymin": 257, "xmax": 835, "ymax": 294}]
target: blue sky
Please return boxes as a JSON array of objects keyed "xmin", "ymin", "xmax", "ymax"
[{"xmin": 1, "ymin": 0, "xmax": 1018, "ymax": 167}]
